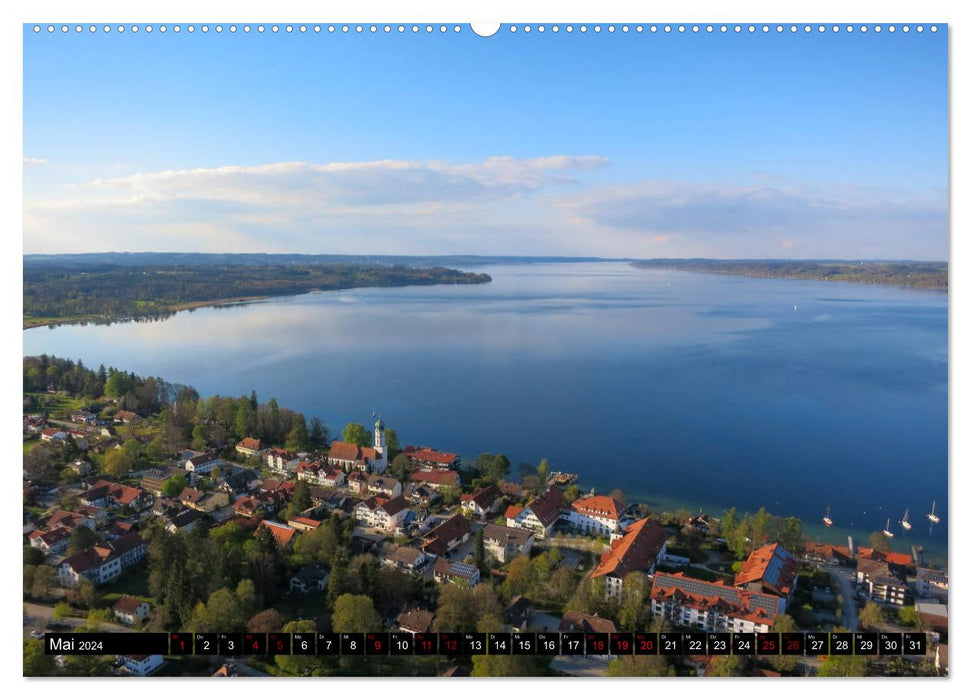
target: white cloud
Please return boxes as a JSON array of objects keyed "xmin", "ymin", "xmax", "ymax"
[
  {"xmin": 22, "ymin": 157, "xmax": 947, "ymax": 260},
  {"xmin": 23, "ymin": 157, "xmax": 47, "ymax": 166}
]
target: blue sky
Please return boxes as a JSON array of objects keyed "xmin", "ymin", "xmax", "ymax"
[{"xmin": 23, "ymin": 24, "xmax": 948, "ymax": 259}]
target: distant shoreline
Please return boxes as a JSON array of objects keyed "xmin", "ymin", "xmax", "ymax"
[{"xmin": 631, "ymin": 259, "xmax": 948, "ymax": 291}]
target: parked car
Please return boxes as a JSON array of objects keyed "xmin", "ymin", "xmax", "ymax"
[{"xmin": 30, "ymin": 630, "xmax": 43, "ymax": 639}]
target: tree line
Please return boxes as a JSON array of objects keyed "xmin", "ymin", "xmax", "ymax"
[{"xmin": 24, "ymin": 262, "xmax": 492, "ymax": 325}]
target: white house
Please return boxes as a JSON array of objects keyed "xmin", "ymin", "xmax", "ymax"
[
  {"xmin": 353, "ymin": 495, "xmax": 410, "ymax": 532},
  {"xmin": 121, "ymin": 654, "xmax": 164, "ymax": 676},
  {"xmin": 113, "ymin": 595, "xmax": 151, "ymax": 625},
  {"xmin": 568, "ymin": 495, "xmax": 624, "ymax": 537}
]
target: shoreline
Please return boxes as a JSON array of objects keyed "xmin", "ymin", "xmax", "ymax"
[
  {"xmin": 22, "ymin": 295, "xmax": 273, "ymax": 330},
  {"xmin": 631, "ymin": 261, "xmax": 948, "ymax": 293}
]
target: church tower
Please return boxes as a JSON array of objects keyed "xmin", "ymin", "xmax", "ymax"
[{"xmin": 372, "ymin": 414, "xmax": 388, "ymax": 473}]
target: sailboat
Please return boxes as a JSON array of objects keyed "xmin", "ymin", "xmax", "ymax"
[
  {"xmin": 901, "ymin": 508, "xmax": 912, "ymax": 531},
  {"xmin": 927, "ymin": 500, "xmax": 940, "ymax": 524},
  {"xmin": 882, "ymin": 518, "xmax": 895, "ymax": 538},
  {"xmin": 822, "ymin": 506, "xmax": 833, "ymax": 528}
]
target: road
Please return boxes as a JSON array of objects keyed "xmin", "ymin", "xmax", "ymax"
[
  {"xmin": 23, "ymin": 601, "xmax": 131, "ymax": 638},
  {"xmin": 820, "ymin": 563, "xmax": 859, "ymax": 632}
]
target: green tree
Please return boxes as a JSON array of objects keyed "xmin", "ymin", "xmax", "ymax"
[
  {"xmin": 707, "ymin": 655, "xmax": 750, "ymax": 677},
  {"xmin": 286, "ymin": 415, "xmax": 310, "ymax": 451},
  {"xmin": 24, "ymin": 545, "xmax": 45, "ymax": 566},
  {"xmin": 471, "ymin": 654, "xmax": 537, "ymax": 676},
  {"xmin": 607, "ymin": 654, "xmax": 671, "ymax": 677},
  {"xmin": 770, "ymin": 614, "xmax": 800, "ymax": 672},
  {"xmin": 341, "ymin": 423, "xmax": 372, "ymax": 447},
  {"xmin": 103, "ymin": 448, "xmax": 136, "ymax": 479},
  {"xmin": 68, "ymin": 525, "xmax": 99, "ymax": 554},
  {"xmin": 294, "ymin": 521, "xmax": 339, "ymax": 564},
  {"xmin": 474, "ymin": 528, "xmax": 486, "ymax": 572},
  {"xmin": 391, "ymin": 453, "xmax": 411, "ymax": 482},
  {"xmin": 332, "ymin": 594, "xmax": 381, "ymax": 633},
  {"xmin": 190, "ymin": 425, "xmax": 210, "ymax": 451},
  {"xmin": 563, "ymin": 484, "xmax": 582, "ymax": 504},
  {"xmin": 818, "ymin": 655, "xmax": 867, "ymax": 677},
  {"xmin": 536, "ymin": 458, "xmax": 550, "ymax": 484},
  {"xmin": 31, "ymin": 565, "xmax": 57, "ymax": 601},
  {"xmin": 384, "ymin": 428, "xmax": 400, "ymax": 456},
  {"xmin": 860, "ymin": 602, "xmax": 887, "ymax": 631},
  {"xmin": 309, "ymin": 417, "xmax": 328, "ymax": 450},
  {"xmin": 291, "ymin": 479, "xmax": 312, "ymax": 514},
  {"xmin": 617, "ymin": 572, "xmax": 649, "ymax": 631},
  {"xmin": 53, "ymin": 602, "xmax": 73, "ymax": 618},
  {"xmin": 276, "ymin": 619, "xmax": 333, "ymax": 676},
  {"xmin": 248, "ymin": 608, "xmax": 285, "ymax": 633},
  {"xmin": 23, "ymin": 639, "xmax": 57, "ymax": 676}
]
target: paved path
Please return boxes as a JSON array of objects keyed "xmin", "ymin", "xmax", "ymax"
[{"xmin": 821, "ymin": 563, "xmax": 859, "ymax": 632}]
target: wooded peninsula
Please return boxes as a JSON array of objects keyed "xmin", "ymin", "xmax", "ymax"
[
  {"xmin": 631, "ymin": 259, "xmax": 947, "ymax": 291},
  {"xmin": 23, "ymin": 259, "xmax": 492, "ymax": 328}
]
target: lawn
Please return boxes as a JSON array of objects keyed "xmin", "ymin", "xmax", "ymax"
[
  {"xmin": 101, "ymin": 567, "xmax": 153, "ymax": 603},
  {"xmin": 273, "ymin": 592, "xmax": 328, "ymax": 622}
]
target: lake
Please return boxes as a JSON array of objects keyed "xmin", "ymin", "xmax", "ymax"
[{"xmin": 23, "ymin": 262, "xmax": 948, "ymax": 562}]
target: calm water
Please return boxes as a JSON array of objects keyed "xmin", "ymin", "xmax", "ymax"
[{"xmin": 23, "ymin": 263, "xmax": 948, "ymax": 562}]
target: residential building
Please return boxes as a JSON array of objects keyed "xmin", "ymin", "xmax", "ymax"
[
  {"xmin": 396, "ymin": 608, "xmax": 435, "ymax": 634},
  {"xmin": 857, "ymin": 554, "xmax": 909, "ymax": 605},
  {"xmin": 113, "ymin": 595, "xmax": 151, "ymax": 625},
  {"xmin": 507, "ymin": 488, "xmax": 568, "ymax": 538},
  {"xmin": 140, "ymin": 466, "xmax": 184, "ymax": 496},
  {"xmin": 28, "ymin": 526, "xmax": 72, "ymax": 555},
  {"xmin": 589, "ymin": 518, "xmax": 669, "ymax": 599},
  {"xmin": 120, "ymin": 654, "xmax": 164, "ymax": 676},
  {"xmin": 113, "ymin": 410, "xmax": 137, "ymax": 424},
  {"xmin": 288, "ymin": 516, "xmax": 322, "ymax": 532},
  {"xmin": 559, "ymin": 611, "xmax": 618, "ymax": 635},
  {"xmin": 402, "ymin": 446, "xmax": 460, "ymax": 470},
  {"xmin": 40, "ymin": 428, "xmax": 67, "ymax": 443},
  {"xmin": 503, "ymin": 596, "xmax": 532, "ymax": 633},
  {"xmin": 57, "ymin": 533, "xmax": 146, "ymax": 587},
  {"xmin": 735, "ymin": 542, "xmax": 799, "ymax": 609},
  {"xmin": 353, "ymin": 495, "xmax": 410, "ymax": 532},
  {"xmin": 179, "ymin": 487, "xmax": 229, "ymax": 513},
  {"xmin": 378, "ymin": 543, "xmax": 430, "ymax": 573},
  {"xmin": 68, "ymin": 460, "xmax": 92, "ymax": 476},
  {"xmin": 184, "ymin": 451, "xmax": 222, "ymax": 475},
  {"xmin": 433, "ymin": 558, "xmax": 480, "ymax": 587},
  {"xmin": 421, "ymin": 514, "xmax": 472, "ymax": 557},
  {"xmin": 804, "ymin": 541, "xmax": 854, "ymax": 566},
  {"xmin": 235, "ymin": 437, "xmax": 266, "ymax": 458},
  {"xmin": 914, "ymin": 568, "xmax": 948, "ymax": 602},
  {"xmin": 164, "ymin": 509, "xmax": 205, "ymax": 534},
  {"xmin": 409, "ymin": 470, "xmax": 460, "ymax": 490},
  {"xmin": 290, "ymin": 564, "xmax": 330, "ymax": 593},
  {"xmin": 256, "ymin": 520, "xmax": 297, "ymax": 548},
  {"xmin": 482, "ymin": 523, "xmax": 535, "ymax": 564},
  {"xmin": 79, "ymin": 479, "xmax": 151, "ymax": 511},
  {"xmin": 461, "ymin": 484, "xmax": 503, "ymax": 518},
  {"xmin": 915, "ymin": 601, "xmax": 948, "ymax": 639},
  {"xmin": 265, "ymin": 447, "xmax": 299, "ymax": 473},
  {"xmin": 568, "ymin": 495, "xmax": 624, "ymax": 537},
  {"xmin": 367, "ymin": 474, "xmax": 402, "ymax": 498},
  {"xmin": 651, "ymin": 572, "xmax": 784, "ymax": 633}
]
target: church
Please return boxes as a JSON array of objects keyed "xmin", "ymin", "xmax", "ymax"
[{"xmin": 326, "ymin": 415, "xmax": 388, "ymax": 474}]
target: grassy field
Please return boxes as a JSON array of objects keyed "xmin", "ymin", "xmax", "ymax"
[{"xmin": 101, "ymin": 567, "xmax": 153, "ymax": 603}]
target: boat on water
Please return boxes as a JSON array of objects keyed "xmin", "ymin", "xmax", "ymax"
[
  {"xmin": 901, "ymin": 508, "xmax": 912, "ymax": 531},
  {"xmin": 822, "ymin": 506, "xmax": 833, "ymax": 528},
  {"xmin": 882, "ymin": 518, "xmax": 895, "ymax": 538},
  {"xmin": 928, "ymin": 500, "xmax": 940, "ymax": 524}
]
